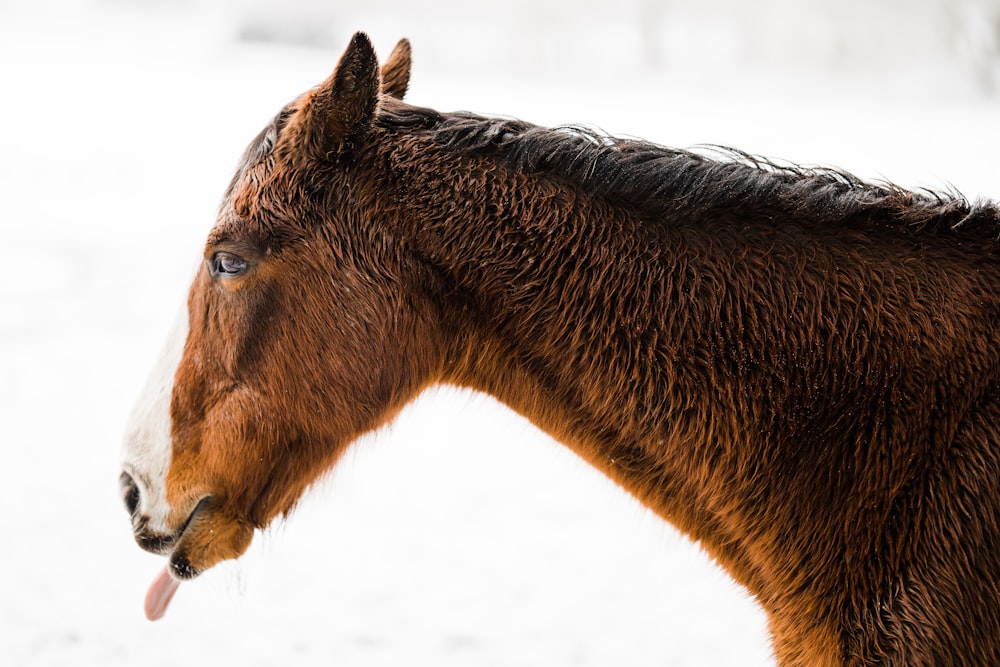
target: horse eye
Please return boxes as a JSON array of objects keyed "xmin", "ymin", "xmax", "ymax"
[{"xmin": 210, "ymin": 251, "xmax": 249, "ymax": 278}]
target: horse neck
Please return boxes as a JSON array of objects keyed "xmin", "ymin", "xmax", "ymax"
[
  {"xmin": 359, "ymin": 132, "xmax": 1000, "ymax": 659},
  {"xmin": 375, "ymin": 136, "xmax": 979, "ymax": 599},
  {"xmin": 384, "ymin": 147, "xmax": 736, "ymax": 532}
]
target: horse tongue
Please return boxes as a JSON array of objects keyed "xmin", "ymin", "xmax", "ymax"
[{"xmin": 144, "ymin": 565, "xmax": 181, "ymax": 621}]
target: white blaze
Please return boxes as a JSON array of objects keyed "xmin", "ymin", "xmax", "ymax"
[{"xmin": 122, "ymin": 304, "xmax": 189, "ymax": 535}]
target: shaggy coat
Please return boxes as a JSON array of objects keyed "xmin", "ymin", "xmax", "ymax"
[{"xmin": 124, "ymin": 33, "xmax": 1000, "ymax": 665}]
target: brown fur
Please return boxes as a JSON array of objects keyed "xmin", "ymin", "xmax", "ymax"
[{"xmin": 146, "ymin": 33, "xmax": 1000, "ymax": 664}]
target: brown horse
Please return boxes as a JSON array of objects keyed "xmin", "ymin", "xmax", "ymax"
[{"xmin": 121, "ymin": 32, "xmax": 1000, "ymax": 664}]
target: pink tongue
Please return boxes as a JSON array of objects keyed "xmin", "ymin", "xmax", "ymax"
[{"xmin": 144, "ymin": 565, "xmax": 181, "ymax": 621}]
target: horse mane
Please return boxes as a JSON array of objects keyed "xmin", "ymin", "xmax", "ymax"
[{"xmin": 377, "ymin": 102, "xmax": 1000, "ymax": 240}]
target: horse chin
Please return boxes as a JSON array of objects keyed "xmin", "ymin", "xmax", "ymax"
[{"xmin": 165, "ymin": 499, "xmax": 255, "ymax": 579}]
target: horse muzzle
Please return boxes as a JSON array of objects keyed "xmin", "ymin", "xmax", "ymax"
[{"xmin": 120, "ymin": 471, "xmax": 253, "ymax": 579}]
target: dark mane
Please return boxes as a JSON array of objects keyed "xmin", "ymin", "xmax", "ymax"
[{"xmin": 378, "ymin": 103, "xmax": 1000, "ymax": 240}]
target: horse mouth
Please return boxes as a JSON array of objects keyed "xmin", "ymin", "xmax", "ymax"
[
  {"xmin": 121, "ymin": 471, "xmax": 254, "ymax": 588},
  {"xmin": 125, "ymin": 490, "xmax": 211, "ymax": 570}
]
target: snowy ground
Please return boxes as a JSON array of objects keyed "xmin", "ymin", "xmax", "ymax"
[{"xmin": 1, "ymin": 2, "xmax": 998, "ymax": 666}]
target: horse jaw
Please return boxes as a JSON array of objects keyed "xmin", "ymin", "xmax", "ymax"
[{"xmin": 121, "ymin": 304, "xmax": 188, "ymax": 538}]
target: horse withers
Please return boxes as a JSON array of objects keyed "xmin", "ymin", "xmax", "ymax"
[{"xmin": 121, "ymin": 32, "xmax": 1000, "ymax": 665}]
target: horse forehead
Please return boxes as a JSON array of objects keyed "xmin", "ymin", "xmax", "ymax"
[
  {"xmin": 220, "ymin": 113, "xmax": 290, "ymax": 223},
  {"xmin": 223, "ymin": 162, "xmax": 271, "ymax": 222},
  {"xmin": 231, "ymin": 121, "xmax": 279, "ymax": 186}
]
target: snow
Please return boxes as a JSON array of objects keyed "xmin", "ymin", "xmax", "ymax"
[{"xmin": 1, "ymin": 1, "xmax": 997, "ymax": 665}]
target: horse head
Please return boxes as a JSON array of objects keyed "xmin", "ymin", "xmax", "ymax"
[{"xmin": 120, "ymin": 33, "xmax": 434, "ymax": 609}]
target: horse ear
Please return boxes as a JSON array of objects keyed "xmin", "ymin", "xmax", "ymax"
[
  {"xmin": 381, "ymin": 38, "xmax": 412, "ymax": 99},
  {"xmin": 290, "ymin": 32, "xmax": 380, "ymax": 160}
]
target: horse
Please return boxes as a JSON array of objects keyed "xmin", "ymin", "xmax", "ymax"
[{"xmin": 120, "ymin": 32, "xmax": 1000, "ymax": 665}]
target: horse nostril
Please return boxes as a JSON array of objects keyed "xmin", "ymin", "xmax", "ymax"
[{"xmin": 120, "ymin": 472, "xmax": 140, "ymax": 516}]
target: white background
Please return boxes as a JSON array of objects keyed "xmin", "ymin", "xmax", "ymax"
[{"xmin": 1, "ymin": 1, "xmax": 998, "ymax": 665}]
